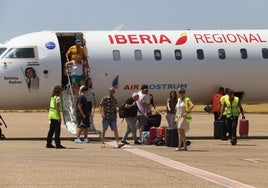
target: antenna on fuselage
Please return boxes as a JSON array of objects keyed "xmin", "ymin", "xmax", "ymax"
[{"xmin": 113, "ymin": 23, "xmax": 124, "ymax": 31}]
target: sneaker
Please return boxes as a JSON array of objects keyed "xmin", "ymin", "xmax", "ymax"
[
  {"xmin": 46, "ymin": 144, "xmax": 55, "ymax": 148},
  {"xmin": 117, "ymin": 143, "xmax": 125, "ymax": 148},
  {"xmin": 134, "ymin": 140, "xmax": 142, "ymax": 145},
  {"xmin": 56, "ymin": 145, "xmax": 66, "ymax": 149},
  {"xmin": 74, "ymin": 138, "xmax": 82, "ymax": 143},
  {"xmin": 101, "ymin": 143, "xmax": 105, "ymax": 148},
  {"xmin": 175, "ymin": 147, "xmax": 183, "ymax": 151},
  {"xmin": 84, "ymin": 138, "xmax": 90, "ymax": 143},
  {"xmin": 121, "ymin": 140, "xmax": 130, "ymax": 145},
  {"xmin": 231, "ymin": 140, "xmax": 237, "ymax": 145}
]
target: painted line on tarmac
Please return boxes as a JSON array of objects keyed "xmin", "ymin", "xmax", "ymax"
[{"xmin": 107, "ymin": 141, "xmax": 255, "ymax": 188}]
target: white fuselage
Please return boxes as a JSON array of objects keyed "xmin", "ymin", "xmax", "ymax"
[{"xmin": 0, "ymin": 30, "xmax": 268, "ymax": 109}]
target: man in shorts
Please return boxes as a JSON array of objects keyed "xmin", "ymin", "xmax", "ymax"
[{"xmin": 100, "ymin": 87, "xmax": 124, "ymax": 148}]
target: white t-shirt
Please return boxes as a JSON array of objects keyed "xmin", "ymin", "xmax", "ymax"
[
  {"xmin": 71, "ymin": 61, "xmax": 83, "ymax": 76},
  {"xmin": 137, "ymin": 91, "xmax": 146, "ymax": 115}
]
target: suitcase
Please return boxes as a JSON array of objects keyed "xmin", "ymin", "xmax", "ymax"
[
  {"xmin": 165, "ymin": 127, "xmax": 178, "ymax": 147},
  {"xmin": 214, "ymin": 120, "xmax": 225, "ymax": 139},
  {"xmin": 144, "ymin": 114, "xmax": 162, "ymax": 131},
  {"xmin": 141, "ymin": 131, "xmax": 150, "ymax": 145},
  {"xmin": 148, "ymin": 114, "xmax": 162, "ymax": 127},
  {"xmin": 157, "ymin": 126, "xmax": 166, "ymax": 141},
  {"xmin": 149, "ymin": 127, "xmax": 158, "ymax": 144},
  {"xmin": 239, "ymin": 119, "xmax": 249, "ymax": 137}
]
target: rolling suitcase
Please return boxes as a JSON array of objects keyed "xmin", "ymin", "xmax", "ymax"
[
  {"xmin": 149, "ymin": 126, "xmax": 158, "ymax": 144},
  {"xmin": 239, "ymin": 119, "xmax": 249, "ymax": 137},
  {"xmin": 141, "ymin": 131, "xmax": 150, "ymax": 145},
  {"xmin": 144, "ymin": 114, "xmax": 162, "ymax": 131},
  {"xmin": 148, "ymin": 114, "xmax": 162, "ymax": 127},
  {"xmin": 214, "ymin": 120, "xmax": 225, "ymax": 139},
  {"xmin": 165, "ymin": 127, "xmax": 178, "ymax": 147},
  {"xmin": 157, "ymin": 126, "xmax": 166, "ymax": 141}
]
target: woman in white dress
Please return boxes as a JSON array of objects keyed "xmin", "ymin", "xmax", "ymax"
[{"xmin": 175, "ymin": 88, "xmax": 194, "ymax": 151}]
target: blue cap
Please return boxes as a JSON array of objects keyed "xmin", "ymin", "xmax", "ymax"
[{"xmin": 75, "ymin": 39, "xmax": 82, "ymax": 45}]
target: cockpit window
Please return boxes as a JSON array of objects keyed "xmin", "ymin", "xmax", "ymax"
[
  {"xmin": 0, "ymin": 48, "xmax": 7, "ymax": 57},
  {"xmin": 4, "ymin": 48, "xmax": 35, "ymax": 58}
]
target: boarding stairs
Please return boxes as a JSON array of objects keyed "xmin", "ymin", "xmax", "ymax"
[{"xmin": 61, "ymin": 71, "xmax": 101, "ymax": 138}]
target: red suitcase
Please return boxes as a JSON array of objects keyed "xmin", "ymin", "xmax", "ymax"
[
  {"xmin": 157, "ymin": 126, "xmax": 166, "ymax": 141},
  {"xmin": 239, "ymin": 119, "xmax": 249, "ymax": 137},
  {"xmin": 149, "ymin": 126, "xmax": 158, "ymax": 144}
]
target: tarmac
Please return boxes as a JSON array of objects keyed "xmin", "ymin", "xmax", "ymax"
[{"xmin": 0, "ymin": 112, "xmax": 267, "ymax": 188}]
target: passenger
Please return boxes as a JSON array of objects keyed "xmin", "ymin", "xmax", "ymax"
[
  {"xmin": 136, "ymin": 84, "xmax": 149, "ymax": 137},
  {"xmin": 220, "ymin": 89, "xmax": 245, "ymax": 145},
  {"xmin": 121, "ymin": 92, "xmax": 142, "ymax": 145},
  {"xmin": 211, "ymin": 87, "xmax": 224, "ymax": 121},
  {"xmin": 148, "ymin": 93, "xmax": 159, "ymax": 115},
  {"xmin": 65, "ymin": 58, "xmax": 86, "ymax": 98},
  {"xmin": 220, "ymin": 88, "xmax": 230, "ymax": 139},
  {"xmin": 25, "ymin": 67, "xmax": 39, "ymax": 90},
  {"xmin": 46, "ymin": 85, "xmax": 65, "ymax": 149},
  {"xmin": 66, "ymin": 39, "xmax": 87, "ymax": 63},
  {"xmin": 100, "ymin": 87, "xmax": 124, "ymax": 148},
  {"xmin": 82, "ymin": 77, "xmax": 96, "ymax": 119},
  {"xmin": 166, "ymin": 90, "xmax": 177, "ymax": 127},
  {"xmin": 175, "ymin": 88, "xmax": 194, "ymax": 151},
  {"xmin": 74, "ymin": 86, "xmax": 90, "ymax": 143}
]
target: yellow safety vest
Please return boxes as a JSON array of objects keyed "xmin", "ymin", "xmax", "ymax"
[
  {"xmin": 225, "ymin": 97, "xmax": 240, "ymax": 118},
  {"xmin": 220, "ymin": 95, "xmax": 229, "ymax": 115},
  {"xmin": 178, "ymin": 97, "xmax": 192, "ymax": 123},
  {"xmin": 48, "ymin": 96, "xmax": 62, "ymax": 120}
]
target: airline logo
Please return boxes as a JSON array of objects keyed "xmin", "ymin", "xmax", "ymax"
[
  {"xmin": 111, "ymin": 75, "xmax": 187, "ymax": 90},
  {"xmin": 175, "ymin": 33, "xmax": 187, "ymax": 45},
  {"xmin": 108, "ymin": 32, "xmax": 266, "ymax": 45}
]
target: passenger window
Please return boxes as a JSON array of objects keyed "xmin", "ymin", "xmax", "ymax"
[
  {"xmin": 197, "ymin": 49, "xmax": 204, "ymax": 60},
  {"xmin": 262, "ymin": 48, "xmax": 268, "ymax": 59},
  {"xmin": 113, "ymin": 50, "xmax": 121, "ymax": 61},
  {"xmin": 218, "ymin": 49, "xmax": 226, "ymax": 60},
  {"xmin": 4, "ymin": 48, "xmax": 35, "ymax": 58},
  {"xmin": 135, "ymin": 50, "xmax": 142, "ymax": 61},
  {"xmin": 154, "ymin": 49, "xmax": 162, "ymax": 61},
  {"xmin": 240, "ymin": 48, "xmax": 248, "ymax": 59},
  {"xmin": 175, "ymin": 49, "xmax": 182, "ymax": 60}
]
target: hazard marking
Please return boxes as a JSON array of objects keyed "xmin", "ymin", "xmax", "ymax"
[{"xmin": 107, "ymin": 141, "xmax": 255, "ymax": 188}]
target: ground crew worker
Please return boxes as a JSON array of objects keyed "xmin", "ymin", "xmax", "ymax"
[
  {"xmin": 46, "ymin": 85, "xmax": 65, "ymax": 149},
  {"xmin": 211, "ymin": 87, "xmax": 224, "ymax": 121},
  {"xmin": 219, "ymin": 88, "xmax": 230, "ymax": 140},
  {"xmin": 220, "ymin": 89, "xmax": 245, "ymax": 145}
]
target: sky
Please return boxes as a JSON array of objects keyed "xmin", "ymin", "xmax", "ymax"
[{"xmin": 1, "ymin": 0, "xmax": 268, "ymax": 42}]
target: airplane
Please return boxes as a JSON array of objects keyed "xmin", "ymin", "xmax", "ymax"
[{"xmin": 0, "ymin": 30, "xmax": 268, "ymax": 133}]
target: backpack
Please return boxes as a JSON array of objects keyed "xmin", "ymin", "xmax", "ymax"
[
  {"xmin": 118, "ymin": 103, "xmax": 127, "ymax": 118},
  {"xmin": 153, "ymin": 135, "xmax": 165, "ymax": 146}
]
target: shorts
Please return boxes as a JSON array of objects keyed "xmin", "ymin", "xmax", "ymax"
[
  {"xmin": 137, "ymin": 115, "xmax": 147, "ymax": 128},
  {"xmin": 102, "ymin": 119, "xmax": 117, "ymax": 131},
  {"xmin": 72, "ymin": 75, "xmax": 84, "ymax": 84},
  {"xmin": 76, "ymin": 114, "xmax": 90, "ymax": 128}
]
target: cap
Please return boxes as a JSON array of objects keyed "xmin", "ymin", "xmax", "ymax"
[
  {"xmin": 80, "ymin": 86, "xmax": 88, "ymax": 92},
  {"xmin": 75, "ymin": 39, "xmax": 82, "ymax": 45}
]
